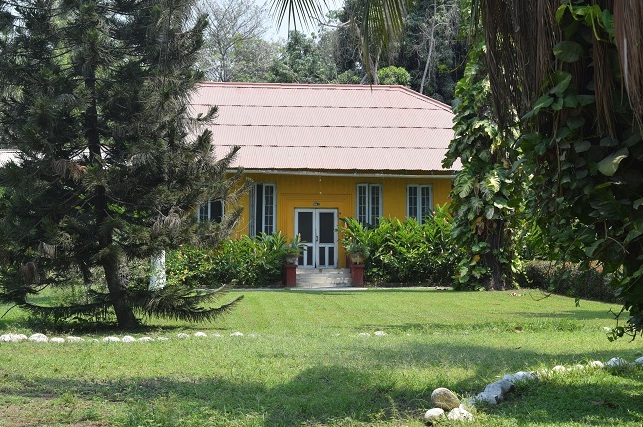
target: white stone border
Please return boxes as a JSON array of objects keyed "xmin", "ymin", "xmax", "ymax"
[
  {"xmin": 0, "ymin": 331, "xmax": 248, "ymax": 343},
  {"xmin": 424, "ymin": 357, "xmax": 643, "ymax": 424}
]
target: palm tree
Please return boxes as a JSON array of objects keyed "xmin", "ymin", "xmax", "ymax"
[{"xmin": 268, "ymin": 0, "xmax": 410, "ymax": 82}]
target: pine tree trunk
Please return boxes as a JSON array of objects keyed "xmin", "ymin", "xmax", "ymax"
[
  {"xmin": 84, "ymin": 63, "xmax": 138, "ymax": 329},
  {"xmin": 103, "ymin": 255, "xmax": 139, "ymax": 329}
]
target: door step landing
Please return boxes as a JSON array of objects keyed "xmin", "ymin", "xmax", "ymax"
[{"xmin": 295, "ymin": 268, "xmax": 353, "ymax": 289}]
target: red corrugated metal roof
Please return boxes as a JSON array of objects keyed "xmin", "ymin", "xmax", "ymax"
[{"xmin": 193, "ymin": 82, "xmax": 459, "ymax": 172}]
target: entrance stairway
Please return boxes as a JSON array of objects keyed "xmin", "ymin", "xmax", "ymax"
[{"xmin": 295, "ymin": 268, "xmax": 352, "ymax": 289}]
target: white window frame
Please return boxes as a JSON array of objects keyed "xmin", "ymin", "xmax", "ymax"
[
  {"xmin": 249, "ymin": 183, "xmax": 276, "ymax": 237},
  {"xmin": 356, "ymin": 183, "xmax": 382, "ymax": 226},
  {"xmin": 407, "ymin": 184, "xmax": 434, "ymax": 224}
]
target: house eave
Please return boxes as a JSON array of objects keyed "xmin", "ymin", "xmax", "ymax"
[{"xmin": 234, "ymin": 169, "xmax": 458, "ymax": 179}]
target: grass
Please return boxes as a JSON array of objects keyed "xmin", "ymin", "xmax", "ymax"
[{"xmin": 0, "ymin": 288, "xmax": 642, "ymax": 426}]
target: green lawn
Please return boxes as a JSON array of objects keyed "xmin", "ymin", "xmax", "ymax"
[{"xmin": 1, "ymin": 289, "xmax": 642, "ymax": 426}]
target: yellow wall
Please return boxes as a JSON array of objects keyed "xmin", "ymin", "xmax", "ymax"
[{"xmin": 232, "ymin": 172, "xmax": 453, "ymax": 267}]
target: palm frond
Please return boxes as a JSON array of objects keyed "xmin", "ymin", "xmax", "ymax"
[
  {"xmin": 355, "ymin": 0, "xmax": 410, "ymax": 82},
  {"xmin": 268, "ymin": 0, "xmax": 326, "ymax": 33},
  {"xmin": 13, "ymin": 289, "xmax": 112, "ymax": 322},
  {"xmin": 130, "ymin": 284, "xmax": 243, "ymax": 323}
]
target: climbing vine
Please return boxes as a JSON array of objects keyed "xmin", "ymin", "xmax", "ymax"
[{"xmin": 444, "ymin": 44, "xmax": 523, "ymax": 290}]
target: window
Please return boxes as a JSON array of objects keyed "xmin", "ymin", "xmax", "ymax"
[
  {"xmin": 249, "ymin": 183, "xmax": 276, "ymax": 237},
  {"xmin": 198, "ymin": 200, "xmax": 223, "ymax": 222},
  {"xmin": 407, "ymin": 184, "xmax": 433, "ymax": 224},
  {"xmin": 356, "ymin": 184, "xmax": 382, "ymax": 226}
]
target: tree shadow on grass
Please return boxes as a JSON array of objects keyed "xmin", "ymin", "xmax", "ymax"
[
  {"xmin": 0, "ymin": 366, "xmax": 424, "ymax": 426},
  {"xmin": 488, "ymin": 372, "xmax": 643, "ymax": 426},
  {"xmin": 1, "ymin": 342, "xmax": 642, "ymax": 426}
]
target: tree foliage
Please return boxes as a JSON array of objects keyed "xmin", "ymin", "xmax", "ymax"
[
  {"xmin": 196, "ymin": 0, "xmax": 276, "ymax": 82},
  {"xmin": 0, "ymin": 0, "xmax": 248, "ymax": 328},
  {"xmin": 265, "ymin": 30, "xmax": 338, "ymax": 83},
  {"xmin": 471, "ymin": 0, "xmax": 643, "ymax": 338},
  {"xmin": 397, "ymin": 0, "xmax": 468, "ymax": 103},
  {"xmin": 376, "ymin": 65, "xmax": 410, "ymax": 86}
]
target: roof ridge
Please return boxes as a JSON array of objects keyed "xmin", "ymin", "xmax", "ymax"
[{"xmin": 197, "ymin": 81, "xmax": 452, "ymax": 111}]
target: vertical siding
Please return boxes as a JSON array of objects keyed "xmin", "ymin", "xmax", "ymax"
[{"xmin": 232, "ymin": 172, "xmax": 453, "ymax": 267}]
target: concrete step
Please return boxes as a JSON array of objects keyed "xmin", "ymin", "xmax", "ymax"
[{"xmin": 296, "ymin": 268, "xmax": 352, "ymax": 288}]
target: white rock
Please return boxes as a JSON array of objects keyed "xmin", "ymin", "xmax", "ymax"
[
  {"xmin": 572, "ymin": 364, "xmax": 585, "ymax": 370},
  {"xmin": 423, "ymin": 407, "xmax": 445, "ymax": 423},
  {"xmin": 489, "ymin": 379, "xmax": 515, "ymax": 394},
  {"xmin": 157, "ymin": 337, "xmax": 169, "ymax": 341},
  {"xmin": 138, "ymin": 336, "xmax": 154, "ymax": 342},
  {"xmin": 606, "ymin": 357, "xmax": 628, "ymax": 368},
  {"xmin": 502, "ymin": 371, "xmax": 536, "ymax": 384},
  {"xmin": 447, "ymin": 407, "xmax": 474, "ymax": 422},
  {"xmin": 66, "ymin": 336, "xmax": 84, "ymax": 343},
  {"xmin": 177, "ymin": 333, "xmax": 189, "ymax": 339},
  {"xmin": 552, "ymin": 365, "xmax": 567, "ymax": 373},
  {"xmin": 122, "ymin": 335, "xmax": 136, "ymax": 343},
  {"xmin": 90, "ymin": 338, "xmax": 100, "ymax": 343},
  {"xmin": 587, "ymin": 360, "xmax": 604, "ymax": 369},
  {"xmin": 211, "ymin": 333, "xmax": 222, "ymax": 338},
  {"xmin": 431, "ymin": 387, "xmax": 460, "ymax": 410},
  {"xmin": 29, "ymin": 333, "xmax": 49, "ymax": 342},
  {"xmin": 512, "ymin": 371, "xmax": 536, "ymax": 382},
  {"xmin": 194, "ymin": 332, "xmax": 208, "ymax": 338},
  {"xmin": 483, "ymin": 383, "xmax": 505, "ymax": 403},
  {"xmin": 374, "ymin": 330, "xmax": 387, "ymax": 336},
  {"xmin": 230, "ymin": 332, "xmax": 244, "ymax": 337},
  {"xmin": 474, "ymin": 391, "xmax": 499, "ymax": 405},
  {"xmin": 634, "ymin": 356, "xmax": 643, "ymax": 365},
  {"xmin": 103, "ymin": 336, "xmax": 121, "ymax": 342},
  {"xmin": 50, "ymin": 337, "xmax": 65, "ymax": 343},
  {"xmin": 2, "ymin": 333, "xmax": 27, "ymax": 342},
  {"xmin": 358, "ymin": 332, "xmax": 371, "ymax": 337}
]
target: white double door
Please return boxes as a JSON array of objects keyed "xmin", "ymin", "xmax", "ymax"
[{"xmin": 294, "ymin": 209, "xmax": 338, "ymax": 268}]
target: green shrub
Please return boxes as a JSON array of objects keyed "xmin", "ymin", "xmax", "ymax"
[
  {"xmin": 341, "ymin": 205, "xmax": 464, "ymax": 286},
  {"xmin": 517, "ymin": 260, "xmax": 620, "ymax": 303},
  {"xmin": 166, "ymin": 232, "xmax": 291, "ymax": 289}
]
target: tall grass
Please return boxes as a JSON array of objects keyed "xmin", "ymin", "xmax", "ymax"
[{"xmin": 1, "ymin": 289, "xmax": 641, "ymax": 426}]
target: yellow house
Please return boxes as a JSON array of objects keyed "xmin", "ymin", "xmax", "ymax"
[{"xmin": 193, "ymin": 82, "xmax": 459, "ymax": 268}]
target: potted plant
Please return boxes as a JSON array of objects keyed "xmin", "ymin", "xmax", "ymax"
[
  {"xmin": 344, "ymin": 239, "xmax": 370, "ymax": 264},
  {"xmin": 284, "ymin": 234, "xmax": 306, "ymax": 265}
]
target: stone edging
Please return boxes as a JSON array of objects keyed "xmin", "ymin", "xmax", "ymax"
[
  {"xmin": 424, "ymin": 356, "xmax": 643, "ymax": 424},
  {"xmin": 0, "ymin": 331, "xmax": 250, "ymax": 343}
]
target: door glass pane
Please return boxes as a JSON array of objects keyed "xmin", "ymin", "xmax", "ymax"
[
  {"xmin": 319, "ymin": 248, "xmax": 326, "ymax": 266},
  {"xmin": 298, "ymin": 211, "xmax": 313, "ymax": 243},
  {"xmin": 305, "ymin": 247, "xmax": 313, "ymax": 265},
  {"xmin": 319, "ymin": 212, "xmax": 335, "ymax": 244}
]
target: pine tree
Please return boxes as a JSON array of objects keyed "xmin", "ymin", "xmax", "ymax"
[{"xmin": 0, "ymin": 0, "xmax": 248, "ymax": 328}]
